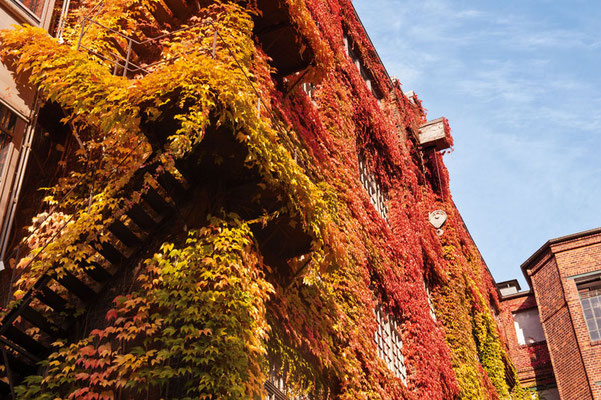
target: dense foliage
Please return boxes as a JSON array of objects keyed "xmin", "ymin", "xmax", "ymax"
[{"xmin": 0, "ymin": 0, "xmax": 530, "ymax": 398}]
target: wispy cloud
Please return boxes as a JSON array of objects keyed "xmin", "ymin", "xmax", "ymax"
[{"xmin": 353, "ymin": 0, "xmax": 601, "ymax": 284}]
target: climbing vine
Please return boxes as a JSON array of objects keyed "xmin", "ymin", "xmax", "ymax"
[
  {"xmin": 17, "ymin": 218, "xmax": 272, "ymax": 399},
  {"xmin": 0, "ymin": 0, "xmax": 530, "ymax": 399}
]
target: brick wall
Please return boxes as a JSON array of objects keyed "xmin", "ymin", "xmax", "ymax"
[
  {"xmin": 524, "ymin": 231, "xmax": 601, "ymax": 400},
  {"xmin": 552, "ymin": 236, "xmax": 601, "ymax": 399},
  {"xmin": 499, "ymin": 292, "xmax": 555, "ymax": 389}
]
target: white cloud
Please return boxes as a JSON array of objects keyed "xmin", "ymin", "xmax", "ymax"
[{"xmin": 353, "ymin": 0, "xmax": 601, "ymax": 283}]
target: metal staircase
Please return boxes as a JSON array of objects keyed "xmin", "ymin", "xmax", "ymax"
[
  {"xmin": 0, "ymin": 0, "xmax": 318, "ymax": 396},
  {"xmin": 0, "ymin": 157, "xmax": 190, "ymax": 396}
]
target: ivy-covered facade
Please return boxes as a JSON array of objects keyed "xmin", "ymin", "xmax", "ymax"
[{"xmin": 0, "ymin": 0, "xmax": 531, "ymax": 398}]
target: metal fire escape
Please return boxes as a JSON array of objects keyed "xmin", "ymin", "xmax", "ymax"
[
  {"xmin": 0, "ymin": 0, "xmax": 314, "ymax": 397},
  {"xmin": 0, "ymin": 1, "xmax": 204, "ymax": 396}
]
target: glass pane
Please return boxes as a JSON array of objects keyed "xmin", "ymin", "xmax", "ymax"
[
  {"xmin": 590, "ymin": 329, "xmax": 600, "ymax": 341},
  {"xmin": 582, "ymin": 298, "xmax": 591, "ymax": 309},
  {"xmin": 11, "ymin": 0, "xmax": 44, "ymax": 18}
]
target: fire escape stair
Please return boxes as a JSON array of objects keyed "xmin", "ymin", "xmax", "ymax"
[
  {"xmin": 0, "ymin": 159, "xmax": 189, "ymax": 396},
  {"xmin": 0, "ymin": 0, "xmax": 317, "ymax": 393}
]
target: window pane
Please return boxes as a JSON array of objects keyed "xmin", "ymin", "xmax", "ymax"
[
  {"xmin": 513, "ymin": 308, "xmax": 546, "ymax": 345},
  {"xmin": 374, "ymin": 306, "xmax": 406, "ymax": 383},
  {"xmin": 11, "ymin": 0, "xmax": 44, "ymax": 18},
  {"xmin": 582, "ymin": 298, "xmax": 591, "ymax": 309},
  {"xmin": 592, "ymin": 305, "xmax": 601, "ymax": 320},
  {"xmin": 578, "ymin": 279, "xmax": 601, "ymax": 342}
]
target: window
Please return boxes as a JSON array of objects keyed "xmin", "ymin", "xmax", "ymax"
[
  {"xmin": 577, "ymin": 276, "xmax": 601, "ymax": 341},
  {"xmin": 358, "ymin": 156, "xmax": 389, "ymax": 220},
  {"xmin": 301, "ymin": 82, "xmax": 317, "ymax": 106},
  {"xmin": 265, "ymin": 358, "xmax": 311, "ymax": 400},
  {"xmin": 343, "ymin": 34, "xmax": 383, "ymax": 104},
  {"xmin": 513, "ymin": 308, "xmax": 545, "ymax": 345},
  {"xmin": 10, "ymin": 0, "xmax": 45, "ymax": 19},
  {"xmin": 375, "ymin": 306, "xmax": 407, "ymax": 382},
  {"xmin": 265, "ymin": 372, "xmax": 287, "ymax": 400},
  {"xmin": 0, "ymin": 104, "xmax": 17, "ymax": 178},
  {"xmin": 425, "ymin": 282, "xmax": 437, "ymax": 320}
]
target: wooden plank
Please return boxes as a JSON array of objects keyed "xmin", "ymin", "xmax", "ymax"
[
  {"xmin": 142, "ymin": 187, "xmax": 171, "ymax": 214},
  {"xmin": 418, "ymin": 117, "xmax": 451, "ymax": 151},
  {"xmin": 4, "ymin": 352, "xmax": 36, "ymax": 376},
  {"xmin": 81, "ymin": 262, "xmax": 112, "ymax": 283},
  {"xmin": 155, "ymin": 170, "xmax": 186, "ymax": 200},
  {"xmin": 126, "ymin": 203, "xmax": 157, "ymax": 231},
  {"xmin": 95, "ymin": 241, "xmax": 125, "ymax": 265}
]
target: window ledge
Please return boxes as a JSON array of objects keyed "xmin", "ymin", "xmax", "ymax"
[{"xmin": 518, "ymin": 341, "xmax": 547, "ymax": 349}]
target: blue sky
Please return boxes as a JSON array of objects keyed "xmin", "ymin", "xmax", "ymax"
[{"xmin": 353, "ymin": 0, "xmax": 601, "ymax": 287}]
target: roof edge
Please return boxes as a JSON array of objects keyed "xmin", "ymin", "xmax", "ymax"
[{"xmin": 520, "ymin": 227, "xmax": 601, "ymax": 285}]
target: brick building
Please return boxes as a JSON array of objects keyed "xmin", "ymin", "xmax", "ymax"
[
  {"xmin": 0, "ymin": 0, "xmax": 528, "ymax": 398},
  {"xmin": 0, "ymin": 0, "xmax": 60, "ymax": 270},
  {"xmin": 499, "ymin": 227, "xmax": 601, "ymax": 400}
]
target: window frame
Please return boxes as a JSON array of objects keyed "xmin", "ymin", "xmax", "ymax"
[
  {"xmin": 576, "ymin": 275, "xmax": 601, "ymax": 342},
  {"xmin": 0, "ymin": 0, "xmax": 48, "ymax": 26},
  {"xmin": 0, "ymin": 103, "xmax": 19, "ymax": 180},
  {"xmin": 358, "ymin": 155, "xmax": 389, "ymax": 221},
  {"xmin": 374, "ymin": 305, "xmax": 407, "ymax": 383},
  {"xmin": 512, "ymin": 307, "xmax": 546, "ymax": 346},
  {"xmin": 342, "ymin": 33, "xmax": 384, "ymax": 104}
]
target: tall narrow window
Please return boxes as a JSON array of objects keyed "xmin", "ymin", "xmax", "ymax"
[
  {"xmin": 425, "ymin": 282, "xmax": 437, "ymax": 320},
  {"xmin": 301, "ymin": 82, "xmax": 317, "ymax": 106},
  {"xmin": 375, "ymin": 306, "xmax": 407, "ymax": 382},
  {"xmin": 358, "ymin": 156, "xmax": 389, "ymax": 220},
  {"xmin": 0, "ymin": 104, "xmax": 17, "ymax": 179},
  {"xmin": 577, "ymin": 275, "xmax": 601, "ymax": 342},
  {"xmin": 343, "ymin": 34, "xmax": 383, "ymax": 104},
  {"xmin": 265, "ymin": 373, "xmax": 287, "ymax": 400}
]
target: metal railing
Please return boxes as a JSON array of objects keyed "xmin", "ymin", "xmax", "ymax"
[{"xmin": 75, "ymin": 12, "xmax": 216, "ymax": 77}]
